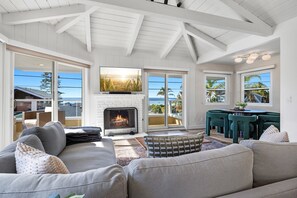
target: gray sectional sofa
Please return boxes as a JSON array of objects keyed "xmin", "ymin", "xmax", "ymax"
[{"xmin": 0, "ymin": 122, "xmax": 297, "ymax": 198}]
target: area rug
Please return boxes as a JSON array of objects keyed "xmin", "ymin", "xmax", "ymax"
[{"xmin": 114, "ymin": 137, "xmax": 227, "ymax": 166}]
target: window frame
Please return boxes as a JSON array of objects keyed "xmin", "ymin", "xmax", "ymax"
[
  {"xmin": 204, "ymin": 74, "xmax": 229, "ymax": 105},
  {"xmin": 241, "ymin": 70, "xmax": 273, "ymax": 106}
]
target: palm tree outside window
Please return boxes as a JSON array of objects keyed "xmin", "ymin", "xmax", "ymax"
[
  {"xmin": 242, "ymin": 71, "xmax": 271, "ymax": 104},
  {"xmin": 205, "ymin": 75, "xmax": 227, "ymax": 103}
]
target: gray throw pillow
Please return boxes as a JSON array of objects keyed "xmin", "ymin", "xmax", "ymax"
[
  {"xmin": 0, "ymin": 153, "xmax": 16, "ymax": 173},
  {"xmin": 21, "ymin": 122, "xmax": 66, "ymax": 156},
  {"xmin": 1, "ymin": 134, "xmax": 45, "ymax": 153},
  {"xmin": 0, "ymin": 135, "xmax": 44, "ymax": 173}
]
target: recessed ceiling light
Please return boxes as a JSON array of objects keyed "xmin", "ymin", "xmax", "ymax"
[{"xmin": 39, "ymin": 63, "xmax": 44, "ymax": 67}]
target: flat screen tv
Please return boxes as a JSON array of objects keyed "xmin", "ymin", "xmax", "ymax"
[{"xmin": 100, "ymin": 67, "xmax": 142, "ymax": 93}]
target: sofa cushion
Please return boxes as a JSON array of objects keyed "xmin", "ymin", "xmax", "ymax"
[
  {"xmin": 218, "ymin": 177, "xmax": 297, "ymax": 198},
  {"xmin": 0, "ymin": 165, "xmax": 127, "ymax": 198},
  {"xmin": 126, "ymin": 144, "xmax": 253, "ymax": 198},
  {"xmin": 15, "ymin": 143, "xmax": 69, "ymax": 174},
  {"xmin": 0, "ymin": 153, "xmax": 16, "ymax": 173},
  {"xmin": 1, "ymin": 135, "xmax": 45, "ymax": 153},
  {"xmin": 0, "ymin": 135, "xmax": 44, "ymax": 173},
  {"xmin": 21, "ymin": 122, "xmax": 66, "ymax": 156},
  {"xmin": 259, "ymin": 125, "xmax": 289, "ymax": 143},
  {"xmin": 240, "ymin": 140, "xmax": 297, "ymax": 187},
  {"xmin": 58, "ymin": 138, "xmax": 116, "ymax": 173}
]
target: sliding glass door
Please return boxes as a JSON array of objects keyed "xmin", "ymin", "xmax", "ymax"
[
  {"xmin": 147, "ymin": 72, "xmax": 184, "ymax": 130},
  {"xmin": 13, "ymin": 53, "xmax": 84, "ymax": 138},
  {"xmin": 57, "ymin": 64, "xmax": 83, "ymax": 127}
]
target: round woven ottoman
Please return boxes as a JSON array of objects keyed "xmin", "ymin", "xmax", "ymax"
[{"xmin": 144, "ymin": 133, "xmax": 204, "ymax": 158}]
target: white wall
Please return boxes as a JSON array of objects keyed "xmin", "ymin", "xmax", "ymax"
[
  {"xmin": 87, "ymin": 47, "xmax": 199, "ymax": 130},
  {"xmin": 195, "ymin": 63, "xmax": 234, "ymax": 128},
  {"xmin": 279, "ymin": 17, "xmax": 297, "ymax": 141},
  {"xmin": 233, "ymin": 55, "xmax": 280, "ymax": 112}
]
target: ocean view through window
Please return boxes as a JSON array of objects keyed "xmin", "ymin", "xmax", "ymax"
[
  {"xmin": 148, "ymin": 73, "xmax": 183, "ymax": 128},
  {"xmin": 14, "ymin": 53, "xmax": 83, "ymax": 130}
]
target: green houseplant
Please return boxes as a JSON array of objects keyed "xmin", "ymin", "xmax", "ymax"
[{"xmin": 235, "ymin": 102, "xmax": 247, "ymax": 110}]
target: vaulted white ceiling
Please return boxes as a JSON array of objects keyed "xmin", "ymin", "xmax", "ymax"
[{"xmin": 0, "ymin": 0, "xmax": 296, "ymax": 64}]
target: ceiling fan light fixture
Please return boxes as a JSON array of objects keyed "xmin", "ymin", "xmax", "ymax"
[
  {"xmin": 246, "ymin": 58, "xmax": 254, "ymax": 64},
  {"xmin": 234, "ymin": 57, "xmax": 243, "ymax": 63},
  {"xmin": 249, "ymin": 53, "xmax": 259, "ymax": 60},
  {"xmin": 262, "ymin": 54, "xmax": 271, "ymax": 61}
]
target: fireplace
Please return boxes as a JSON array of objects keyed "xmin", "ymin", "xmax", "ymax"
[{"xmin": 104, "ymin": 107, "xmax": 138, "ymax": 136}]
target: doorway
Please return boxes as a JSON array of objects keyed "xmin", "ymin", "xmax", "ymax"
[{"xmin": 147, "ymin": 72, "xmax": 184, "ymax": 130}]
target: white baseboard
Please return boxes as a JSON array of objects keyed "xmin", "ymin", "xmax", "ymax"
[{"xmin": 187, "ymin": 124, "xmax": 205, "ymax": 130}]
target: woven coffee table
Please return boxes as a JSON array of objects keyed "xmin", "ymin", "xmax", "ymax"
[{"xmin": 144, "ymin": 132, "xmax": 204, "ymax": 158}]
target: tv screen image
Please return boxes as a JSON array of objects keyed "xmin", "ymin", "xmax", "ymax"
[{"xmin": 100, "ymin": 67, "xmax": 142, "ymax": 92}]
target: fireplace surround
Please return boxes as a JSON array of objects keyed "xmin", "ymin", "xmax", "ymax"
[{"xmin": 104, "ymin": 107, "xmax": 138, "ymax": 136}]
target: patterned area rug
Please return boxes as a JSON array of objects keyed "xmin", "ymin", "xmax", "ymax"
[{"xmin": 113, "ymin": 137, "xmax": 227, "ymax": 166}]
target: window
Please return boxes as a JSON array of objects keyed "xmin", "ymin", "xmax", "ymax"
[
  {"xmin": 242, "ymin": 71, "xmax": 271, "ymax": 104},
  {"xmin": 14, "ymin": 53, "xmax": 84, "ymax": 128},
  {"xmin": 205, "ymin": 75, "xmax": 227, "ymax": 104}
]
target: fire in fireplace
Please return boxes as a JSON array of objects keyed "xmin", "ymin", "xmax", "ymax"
[{"xmin": 104, "ymin": 107, "xmax": 138, "ymax": 136}]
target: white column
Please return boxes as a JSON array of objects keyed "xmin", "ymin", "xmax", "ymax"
[
  {"xmin": 0, "ymin": 42, "xmax": 4, "ymax": 149},
  {"xmin": 0, "ymin": 45, "xmax": 14, "ymax": 149},
  {"xmin": 52, "ymin": 61, "xmax": 59, "ymax": 121}
]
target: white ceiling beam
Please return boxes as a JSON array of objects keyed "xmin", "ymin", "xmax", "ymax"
[
  {"xmin": 180, "ymin": 23, "xmax": 197, "ymax": 62},
  {"xmin": 126, "ymin": 14, "xmax": 144, "ymax": 56},
  {"xmin": 160, "ymin": 28, "xmax": 183, "ymax": 58},
  {"xmin": 79, "ymin": 0, "xmax": 273, "ymax": 36},
  {"xmin": 221, "ymin": 0, "xmax": 272, "ymax": 32},
  {"xmin": 85, "ymin": 14, "xmax": 92, "ymax": 52},
  {"xmin": 55, "ymin": 6, "xmax": 98, "ymax": 34},
  {"xmin": 2, "ymin": 5, "xmax": 86, "ymax": 25},
  {"xmin": 185, "ymin": 24, "xmax": 227, "ymax": 51}
]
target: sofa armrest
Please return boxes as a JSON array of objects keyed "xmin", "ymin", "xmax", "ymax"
[
  {"xmin": 240, "ymin": 140, "xmax": 297, "ymax": 187},
  {"xmin": 0, "ymin": 165, "xmax": 127, "ymax": 198}
]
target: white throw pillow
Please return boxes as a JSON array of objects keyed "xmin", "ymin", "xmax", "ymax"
[
  {"xmin": 15, "ymin": 142, "xmax": 69, "ymax": 174},
  {"xmin": 259, "ymin": 125, "xmax": 289, "ymax": 143}
]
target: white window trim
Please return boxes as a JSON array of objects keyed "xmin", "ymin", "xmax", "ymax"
[
  {"xmin": 241, "ymin": 70, "xmax": 273, "ymax": 107},
  {"xmin": 204, "ymin": 73, "xmax": 230, "ymax": 105}
]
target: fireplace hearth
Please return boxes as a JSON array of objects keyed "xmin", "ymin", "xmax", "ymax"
[{"xmin": 104, "ymin": 107, "xmax": 138, "ymax": 136}]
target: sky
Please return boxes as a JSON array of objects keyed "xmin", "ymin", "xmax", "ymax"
[
  {"xmin": 244, "ymin": 72, "xmax": 271, "ymax": 88},
  {"xmin": 14, "ymin": 69, "xmax": 82, "ymax": 99}
]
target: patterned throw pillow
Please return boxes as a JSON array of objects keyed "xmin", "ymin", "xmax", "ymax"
[
  {"xmin": 15, "ymin": 142, "xmax": 69, "ymax": 174},
  {"xmin": 259, "ymin": 125, "xmax": 289, "ymax": 143}
]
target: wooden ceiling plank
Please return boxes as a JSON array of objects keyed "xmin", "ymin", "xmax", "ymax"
[
  {"xmin": 2, "ymin": 4, "xmax": 86, "ymax": 25},
  {"xmin": 160, "ymin": 28, "xmax": 182, "ymax": 58},
  {"xmin": 126, "ymin": 14, "xmax": 144, "ymax": 56},
  {"xmin": 221, "ymin": 0, "xmax": 272, "ymax": 33},
  {"xmin": 180, "ymin": 22, "xmax": 197, "ymax": 62},
  {"xmin": 55, "ymin": 6, "xmax": 98, "ymax": 34},
  {"xmin": 185, "ymin": 24, "xmax": 227, "ymax": 51},
  {"xmin": 79, "ymin": 0, "xmax": 273, "ymax": 36}
]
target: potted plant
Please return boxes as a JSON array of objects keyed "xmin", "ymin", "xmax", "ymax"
[{"xmin": 235, "ymin": 102, "xmax": 247, "ymax": 111}]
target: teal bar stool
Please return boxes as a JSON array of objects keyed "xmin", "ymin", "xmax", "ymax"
[
  {"xmin": 258, "ymin": 113, "xmax": 280, "ymax": 138},
  {"xmin": 206, "ymin": 111, "xmax": 229, "ymax": 138},
  {"xmin": 228, "ymin": 114, "xmax": 257, "ymax": 143}
]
